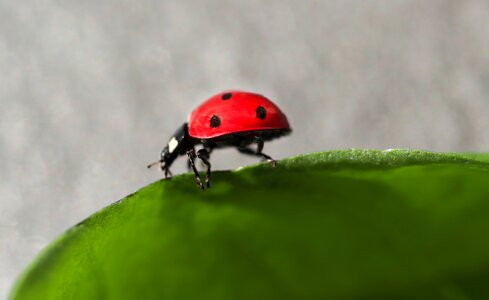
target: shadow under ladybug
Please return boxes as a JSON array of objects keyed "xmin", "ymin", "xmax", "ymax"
[{"xmin": 148, "ymin": 90, "xmax": 292, "ymax": 190}]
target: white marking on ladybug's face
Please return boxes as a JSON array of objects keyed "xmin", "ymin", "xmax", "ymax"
[{"xmin": 168, "ymin": 137, "xmax": 179, "ymax": 153}]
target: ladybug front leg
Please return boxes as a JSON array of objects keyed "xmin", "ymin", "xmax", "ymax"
[
  {"xmin": 186, "ymin": 148, "xmax": 205, "ymax": 191},
  {"xmin": 161, "ymin": 163, "xmax": 172, "ymax": 179},
  {"xmin": 197, "ymin": 149, "xmax": 211, "ymax": 188}
]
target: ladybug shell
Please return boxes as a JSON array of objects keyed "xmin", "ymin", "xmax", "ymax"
[{"xmin": 188, "ymin": 91, "xmax": 290, "ymax": 139}]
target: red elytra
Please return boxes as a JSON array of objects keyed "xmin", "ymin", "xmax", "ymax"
[
  {"xmin": 188, "ymin": 91, "xmax": 290, "ymax": 139},
  {"xmin": 148, "ymin": 90, "xmax": 292, "ymax": 191}
]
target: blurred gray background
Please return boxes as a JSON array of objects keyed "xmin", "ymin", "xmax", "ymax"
[{"xmin": 1, "ymin": 0, "xmax": 489, "ymax": 297}]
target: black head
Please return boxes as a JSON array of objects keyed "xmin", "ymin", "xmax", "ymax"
[{"xmin": 148, "ymin": 123, "xmax": 192, "ymax": 178}]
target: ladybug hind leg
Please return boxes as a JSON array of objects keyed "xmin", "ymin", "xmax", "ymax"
[{"xmin": 238, "ymin": 138, "xmax": 277, "ymax": 167}]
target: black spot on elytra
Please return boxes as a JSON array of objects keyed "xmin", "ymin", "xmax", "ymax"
[
  {"xmin": 210, "ymin": 115, "xmax": 221, "ymax": 128},
  {"xmin": 221, "ymin": 93, "xmax": 232, "ymax": 100},
  {"xmin": 256, "ymin": 106, "xmax": 266, "ymax": 120}
]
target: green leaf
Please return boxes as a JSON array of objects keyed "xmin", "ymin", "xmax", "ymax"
[{"xmin": 10, "ymin": 150, "xmax": 489, "ymax": 300}]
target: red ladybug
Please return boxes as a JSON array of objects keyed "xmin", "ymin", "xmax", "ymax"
[{"xmin": 148, "ymin": 90, "xmax": 291, "ymax": 190}]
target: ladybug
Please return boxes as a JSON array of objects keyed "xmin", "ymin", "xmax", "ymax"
[{"xmin": 148, "ymin": 90, "xmax": 291, "ymax": 190}]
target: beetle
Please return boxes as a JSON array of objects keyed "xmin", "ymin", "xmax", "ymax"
[{"xmin": 148, "ymin": 90, "xmax": 291, "ymax": 190}]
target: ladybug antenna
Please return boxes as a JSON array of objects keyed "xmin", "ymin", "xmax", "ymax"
[{"xmin": 147, "ymin": 159, "xmax": 163, "ymax": 169}]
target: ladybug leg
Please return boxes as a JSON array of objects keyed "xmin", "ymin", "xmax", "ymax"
[
  {"xmin": 186, "ymin": 158, "xmax": 192, "ymax": 172},
  {"xmin": 191, "ymin": 143, "xmax": 212, "ymax": 171},
  {"xmin": 238, "ymin": 139, "xmax": 277, "ymax": 167},
  {"xmin": 162, "ymin": 163, "xmax": 172, "ymax": 179},
  {"xmin": 204, "ymin": 144, "xmax": 213, "ymax": 155},
  {"xmin": 197, "ymin": 149, "xmax": 211, "ymax": 188},
  {"xmin": 256, "ymin": 139, "xmax": 277, "ymax": 167},
  {"xmin": 186, "ymin": 148, "xmax": 205, "ymax": 191}
]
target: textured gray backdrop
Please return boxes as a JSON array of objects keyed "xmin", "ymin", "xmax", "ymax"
[{"xmin": 1, "ymin": 0, "xmax": 489, "ymax": 297}]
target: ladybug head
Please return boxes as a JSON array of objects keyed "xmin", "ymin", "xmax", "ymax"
[{"xmin": 147, "ymin": 123, "xmax": 191, "ymax": 178}]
